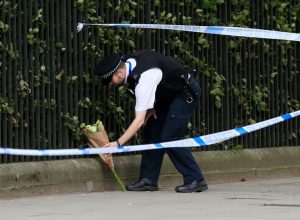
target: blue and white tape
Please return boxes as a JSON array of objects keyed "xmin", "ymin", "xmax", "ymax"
[
  {"xmin": 1, "ymin": 110, "xmax": 299, "ymax": 156},
  {"xmin": 76, "ymin": 23, "xmax": 300, "ymax": 42}
]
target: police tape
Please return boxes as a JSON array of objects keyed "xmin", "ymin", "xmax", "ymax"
[
  {"xmin": 0, "ymin": 110, "xmax": 299, "ymax": 156},
  {"xmin": 76, "ymin": 23, "xmax": 300, "ymax": 42}
]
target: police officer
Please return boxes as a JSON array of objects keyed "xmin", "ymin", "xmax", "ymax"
[{"xmin": 94, "ymin": 50, "xmax": 207, "ymax": 193}]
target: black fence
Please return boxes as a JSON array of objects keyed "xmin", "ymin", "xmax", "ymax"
[{"xmin": 0, "ymin": 0, "xmax": 300, "ymax": 163}]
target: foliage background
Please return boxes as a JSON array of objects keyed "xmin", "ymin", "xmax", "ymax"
[{"xmin": 0, "ymin": 0, "xmax": 300, "ymax": 163}]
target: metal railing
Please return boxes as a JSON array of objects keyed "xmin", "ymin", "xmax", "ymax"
[{"xmin": 0, "ymin": 0, "xmax": 299, "ymax": 163}]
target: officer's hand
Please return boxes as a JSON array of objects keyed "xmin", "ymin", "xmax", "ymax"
[
  {"xmin": 143, "ymin": 108, "xmax": 157, "ymax": 126},
  {"xmin": 103, "ymin": 141, "xmax": 118, "ymax": 157},
  {"xmin": 104, "ymin": 141, "xmax": 118, "ymax": 148}
]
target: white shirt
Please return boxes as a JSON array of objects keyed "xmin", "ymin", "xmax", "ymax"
[{"xmin": 125, "ymin": 58, "xmax": 162, "ymax": 112}]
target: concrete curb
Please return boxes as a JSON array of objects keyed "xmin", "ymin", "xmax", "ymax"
[{"xmin": 0, "ymin": 147, "xmax": 299, "ymax": 197}]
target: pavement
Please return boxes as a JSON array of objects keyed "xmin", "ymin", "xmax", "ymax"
[{"xmin": 0, "ymin": 177, "xmax": 300, "ymax": 220}]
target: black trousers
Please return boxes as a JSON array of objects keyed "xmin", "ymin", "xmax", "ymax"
[{"xmin": 140, "ymin": 78, "xmax": 205, "ymax": 185}]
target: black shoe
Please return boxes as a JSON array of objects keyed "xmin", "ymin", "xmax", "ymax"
[
  {"xmin": 175, "ymin": 180, "xmax": 208, "ymax": 193},
  {"xmin": 126, "ymin": 178, "xmax": 159, "ymax": 191}
]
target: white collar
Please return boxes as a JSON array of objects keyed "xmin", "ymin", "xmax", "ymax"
[{"xmin": 125, "ymin": 58, "xmax": 137, "ymax": 84}]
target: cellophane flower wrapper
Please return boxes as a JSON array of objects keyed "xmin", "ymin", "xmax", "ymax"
[{"xmin": 82, "ymin": 120, "xmax": 126, "ymax": 191}]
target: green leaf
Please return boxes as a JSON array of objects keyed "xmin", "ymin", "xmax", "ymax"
[
  {"xmin": 233, "ymin": 144, "xmax": 243, "ymax": 150},
  {"xmin": 198, "ymin": 37, "xmax": 209, "ymax": 48},
  {"xmin": 55, "ymin": 70, "xmax": 64, "ymax": 81},
  {"xmin": 128, "ymin": 39, "xmax": 135, "ymax": 48},
  {"xmin": 233, "ymin": 88, "xmax": 240, "ymax": 96},
  {"xmin": 216, "ymin": 0, "xmax": 225, "ymax": 4},
  {"xmin": 130, "ymin": 10, "xmax": 136, "ymax": 17},
  {"xmin": 116, "ymin": 107, "xmax": 123, "ymax": 113},
  {"xmin": 271, "ymin": 72, "xmax": 278, "ymax": 78},
  {"xmin": 0, "ymin": 20, "xmax": 9, "ymax": 31},
  {"xmin": 259, "ymin": 102, "xmax": 267, "ymax": 111},
  {"xmin": 214, "ymin": 96, "xmax": 222, "ymax": 109},
  {"xmin": 166, "ymin": 13, "xmax": 172, "ymax": 19},
  {"xmin": 40, "ymin": 65, "xmax": 46, "ymax": 72},
  {"xmin": 210, "ymin": 87, "xmax": 224, "ymax": 96}
]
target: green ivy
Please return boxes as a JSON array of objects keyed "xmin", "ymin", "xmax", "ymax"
[
  {"xmin": 1, "ymin": 0, "xmax": 299, "ymax": 150},
  {"xmin": 62, "ymin": 113, "xmax": 83, "ymax": 141},
  {"xmin": 0, "ymin": 97, "xmax": 14, "ymax": 114}
]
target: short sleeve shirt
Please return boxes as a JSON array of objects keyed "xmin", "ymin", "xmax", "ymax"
[{"xmin": 125, "ymin": 58, "xmax": 162, "ymax": 112}]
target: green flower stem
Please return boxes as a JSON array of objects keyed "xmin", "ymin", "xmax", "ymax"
[{"xmin": 111, "ymin": 169, "xmax": 126, "ymax": 192}]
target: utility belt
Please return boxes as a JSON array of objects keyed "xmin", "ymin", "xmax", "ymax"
[{"xmin": 178, "ymin": 69, "xmax": 199, "ymax": 103}]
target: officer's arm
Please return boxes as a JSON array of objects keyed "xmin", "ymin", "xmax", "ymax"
[{"xmin": 117, "ymin": 110, "xmax": 146, "ymax": 146}]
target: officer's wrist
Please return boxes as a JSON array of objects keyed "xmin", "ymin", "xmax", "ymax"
[{"xmin": 116, "ymin": 139, "xmax": 121, "ymax": 146}]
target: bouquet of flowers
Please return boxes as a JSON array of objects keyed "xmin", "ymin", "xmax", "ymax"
[{"xmin": 81, "ymin": 120, "xmax": 126, "ymax": 191}]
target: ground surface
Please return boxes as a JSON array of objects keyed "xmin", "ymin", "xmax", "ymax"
[{"xmin": 1, "ymin": 177, "xmax": 300, "ymax": 220}]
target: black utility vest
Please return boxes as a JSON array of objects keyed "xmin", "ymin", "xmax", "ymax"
[{"xmin": 126, "ymin": 50, "xmax": 187, "ymax": 108}]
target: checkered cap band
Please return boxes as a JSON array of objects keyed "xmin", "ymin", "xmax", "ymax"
[{"xmin": 101, "ymin": 58, "xmax": 123, "ymax": 79}]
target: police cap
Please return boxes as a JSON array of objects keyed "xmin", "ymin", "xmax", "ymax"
[{"xmin": 93, "ymin": 53, "xmax": 124, "ymax": 84}]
